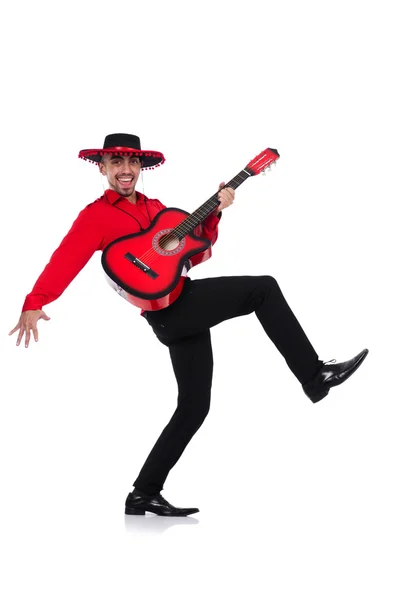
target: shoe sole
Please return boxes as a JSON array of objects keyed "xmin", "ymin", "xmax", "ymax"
[
  {"xmin": 125, "ymin": 506, "xmax": 199, "ymax": 517},
  {"xmin": 310, "ymin": 389, "xmax": 330, "ymax": 403},
  {"xmin": 125, "ymin": 507, "xmax": 146, "ymax": 515}
]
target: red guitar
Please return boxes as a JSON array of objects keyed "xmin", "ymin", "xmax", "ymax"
[{"xmin": 102, "ymin": 148, "xmax": 280, "ymax": 311}]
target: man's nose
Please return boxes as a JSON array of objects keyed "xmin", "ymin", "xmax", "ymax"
[{"xmin": 121, "ymin": 157, "xmax": 134, "ymax": 171}]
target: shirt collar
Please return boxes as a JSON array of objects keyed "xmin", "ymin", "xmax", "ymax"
[{"xmin": 104, "ymin": 189, "xmax": 145, "ymax": 205}]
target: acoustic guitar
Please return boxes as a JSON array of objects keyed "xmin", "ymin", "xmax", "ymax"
[{"xmin": 102, "ymin": 147, "xmax": 280, "ymax": 310}]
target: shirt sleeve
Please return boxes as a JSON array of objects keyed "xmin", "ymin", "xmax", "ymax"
[{"xmin": 22, "ymin": 204, "xmax": 103, "ymax": 312}]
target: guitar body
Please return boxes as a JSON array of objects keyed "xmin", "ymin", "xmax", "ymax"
[{"xmin": 102, "ymin": 207, "xmax": 212, "ymax": 311}]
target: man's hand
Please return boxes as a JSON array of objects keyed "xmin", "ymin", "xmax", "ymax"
[
  {"xmin": 9, "ymin": 310, "xmax": 51, "ymax": 348},
  {"xmin": 216, "ymin": 181, "xmax": 235, "ymax": 214}
]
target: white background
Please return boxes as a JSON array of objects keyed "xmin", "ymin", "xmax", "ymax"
[{"xmin": 1, "ymin": 1, "xmax": 396, "ymax": 598}]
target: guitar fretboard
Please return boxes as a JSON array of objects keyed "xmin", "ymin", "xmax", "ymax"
[{"xmin": 174, "ymin": 168, "xmax": 254, "ymax": 239}]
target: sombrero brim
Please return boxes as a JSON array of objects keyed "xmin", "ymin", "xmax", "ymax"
[{"xmin": 78, "ymin": 146, "xmax": 165, "ymax": 169}]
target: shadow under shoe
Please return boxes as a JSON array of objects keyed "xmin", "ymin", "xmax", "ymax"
[
  {"xmin": 302, "ymin": 348, "xmax": 369, "ymax": 403},
  {"xmin": 125, "ymin": 489, "xmax": 199, "ymax": 517}
]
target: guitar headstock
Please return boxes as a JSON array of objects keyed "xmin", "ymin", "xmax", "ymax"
[{"xmin": 246, "ymin": 148, "xmax": 280, "ymax": 176}]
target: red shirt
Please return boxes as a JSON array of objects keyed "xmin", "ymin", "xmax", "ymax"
[{"xmin": 22, "ymin": 189, "xmax": 222, "ymax": 313}]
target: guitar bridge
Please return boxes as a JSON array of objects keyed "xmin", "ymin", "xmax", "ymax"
[{"xmin": 124, "ymin": 253, "xmax": 159, "ymax": 279}]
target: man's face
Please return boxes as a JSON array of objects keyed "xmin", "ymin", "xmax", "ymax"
[{"xmin": 99, "ymin": 154, "xmax": 142, "ymax": 199}]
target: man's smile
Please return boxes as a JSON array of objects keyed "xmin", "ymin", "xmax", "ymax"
[{"xmin": 117, "ymin": 176, "xmax": 134, "ymax": 187}]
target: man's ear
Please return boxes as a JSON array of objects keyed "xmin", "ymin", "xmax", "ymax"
[{"xmin": 99, "ymin": 161, "xmax": 106, "ymax": 176}]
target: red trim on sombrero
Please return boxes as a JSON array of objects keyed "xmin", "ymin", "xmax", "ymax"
[{"xmin": 78, "ymin": 146, "xmax": 165, "ymax": 170}]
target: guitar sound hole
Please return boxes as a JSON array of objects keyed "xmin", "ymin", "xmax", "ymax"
[{"xmin": 158, "ymin": 233, "xmax": 180, "ymax": 251}]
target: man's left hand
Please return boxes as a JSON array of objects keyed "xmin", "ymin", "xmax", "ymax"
[{"xmin": 216, "ymin": 182, "xmax": 235, "ymax": 214}]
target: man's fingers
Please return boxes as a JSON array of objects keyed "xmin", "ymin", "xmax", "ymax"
[
  {"xmin": 10, "ymin": 315, "xmax": 44, "ymax": 347},
  {"xmin": 219, "ymin": 189, "xmax": 234, "ymax": 205},
  {"xmin": 218, "ymin": 183, "xmax": 234, "ymax": 199},
  {"xmin": 16, "ymin": 328, "xmax": 24, "ymax": 346}
]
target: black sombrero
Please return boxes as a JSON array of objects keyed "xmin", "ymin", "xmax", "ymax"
[{"xmin": 78, "ymin": 133, "xmax": 165, "ymax": 170}]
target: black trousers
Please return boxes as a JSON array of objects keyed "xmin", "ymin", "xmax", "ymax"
[{"xmin": 133, "ymin": 275, "xmax": 322, "ymax": 495}]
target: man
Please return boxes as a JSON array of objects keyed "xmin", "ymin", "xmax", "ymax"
[{"xmin": 9, "ymin": 133, "xmax": 369, "ymax": 517}]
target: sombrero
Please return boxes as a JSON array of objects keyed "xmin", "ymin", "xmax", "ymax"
[{"xmin": 78, "ymin": 133, "xmax": 165, "ymax": 170}]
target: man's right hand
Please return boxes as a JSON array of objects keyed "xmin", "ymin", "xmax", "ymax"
[{"xmin": 9, "ymin": 310, "xmax": 51, "ymax": 348}]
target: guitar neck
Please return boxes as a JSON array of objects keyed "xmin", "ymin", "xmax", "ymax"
[{"xmin": 174, "ymin": 167, "xmax": 254, "ymax": 239}]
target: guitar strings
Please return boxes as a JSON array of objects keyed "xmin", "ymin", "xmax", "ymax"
[
  {"xmin": 135, "ymin": 171, "xmax": 250, "ymax": 267},
  {"xmin": 135, "ymin": 172, "xmax": 248, "ymax": 267}
]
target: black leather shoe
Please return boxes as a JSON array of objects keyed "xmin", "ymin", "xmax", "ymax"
[
  {"xmin": 303, "ymin": 348, "xmax": 369, "ymax": 403},
  {"xmin": 125, "ymin": 488, "xmax": 199, "ymax": 517}
]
